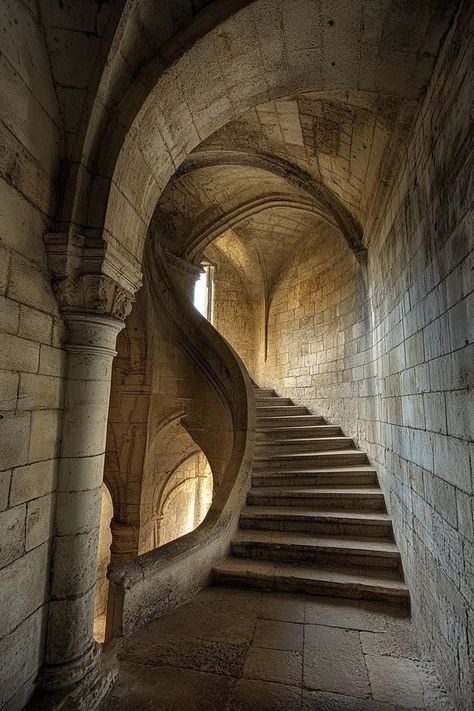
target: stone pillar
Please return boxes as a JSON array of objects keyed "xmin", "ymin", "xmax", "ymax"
[
  {"xmin": 36, "ymin": 312, "xmax": 122, "ymax": 707},
  {"xmin": 109, "ymin": 519, "xmax": 140, "ymax": 567},
  {"xmin": 33, "ymin": 271, "xmax": 135, "ymax": 710}
]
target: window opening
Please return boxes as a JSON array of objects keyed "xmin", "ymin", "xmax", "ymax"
[{"xmin": 193, "ymin": 262, "xmax": 214, "ymax": 322}]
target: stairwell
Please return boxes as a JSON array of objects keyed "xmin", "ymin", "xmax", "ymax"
[{"xmin": 213, "ymin": 385, "xmax": 409, "ymax": 605}]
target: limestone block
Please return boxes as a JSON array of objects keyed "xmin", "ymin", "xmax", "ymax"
[
  {"xmin": 448, "ymin": 294, "xmax": 473, "ymax": 352},
  {"xmin": 0, "ymin": 333, "xmax": 40, "ymax": 373},
  {"xmin": 0, "ymin": 412, "xmax": 30, "ymax": 470},
  {"xmin": 456, "ymin": 489, "xmax": 473, "ymax": 543},
  {"xmin": 446, "ymin": 389, "xmax": 474, "ymax": 440},
  {"xmin": 67, "ymin": 355, "xmax": 113, "ymax": 384},
  {"xmin": 51, "ymin": 528, "xmax": 100, "ymax": 598},
  {"xmin": 28, "ymin": 408, "xmax": 61, "ymax": 461},
  {"xmin": 61, "ymin": 402, "xmax": 109, "ymax": 458},
  {"xmin": 0, "ymin": 242, "xmax": 10, "ymax": 295},
  {"xmin": 57, "ymin": 453, "xmax": 105, "ymax": 493},
  {"xmin": 0, "ymin": 606, "xmax": 44, "ymax": 709},
  {"xmin": 424, "ymin": 392, "xmax": 447, "ymax": 435},
  {"xmin": 10, "ymin": 459, "xmax": 56, "ymax": 506},
  {"xmin": 26, "ymin": 493, "xmax": 54, "ymax": 551},
  {"xmin": 7, "ymin": 255, "xmax": 58, "ymax": 314},
  {"xmin": 0, "ymin": 294, "xmax": 20, "ymax": 334},
  {"xmin": 303, "ymin": 625, "xmax": 370, "ymax": 698},
  {"xmin": 282, "ymin": 0, "xmax": 322, "ymax": 51},
  {"xmin": 19, "ymin": 306, "xmax": 53, "ymax": 345},
  {"xmin": 46, "ymin": 587, "xmax": 95, "ymax": 663},
  {"xmin": 0, "ymin": 471, "xmax": 10, "ymax": 511},
  {"xmin": 18, "ymin": 372, "xmax": 62, "ymax": 411},
  {"xmin": 0, "ymin": 504, "xmax": 26, "ymax": 568},
  {"xmin": 55, "ymin": 487, "xmax": 102, "ymax": 536},
  {"xmin": 0, "ymin": 53, "xmax": 58, "ymax": 174},
  {"xmin": 39, "ymin": 344, "xmax": 65, "ymax": 377},
  {"xmin": 0, "ymin": 369, "xmax": 19, "ymax": 411},
  {"xmin": 433, "ymin": 433, "xmax": 471, "ymax": 493},
  {"xmin": 44, "ymin": 26, "xmax": 98, "ymax": 90},
  {"xmin": 425, "ymin": 475, "xmax": 458, "ymax": 529},
  {"xmin": 0, "ymin": 542, "xmax": 49, "ymax": 636}
]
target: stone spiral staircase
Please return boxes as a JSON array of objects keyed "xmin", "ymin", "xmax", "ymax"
[{"xmin": 213, "ymin": 386, "xmax": 409, "ymax": 605}]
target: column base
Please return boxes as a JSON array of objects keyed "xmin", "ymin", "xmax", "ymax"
[{"xmin": 28, "ymin": 647, "xmax": 118, "ymax": 711}]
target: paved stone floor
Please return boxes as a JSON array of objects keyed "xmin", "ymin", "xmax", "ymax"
[{"xmin": 102, "ymin": 586, "xmax": 453, "ymax": 711}]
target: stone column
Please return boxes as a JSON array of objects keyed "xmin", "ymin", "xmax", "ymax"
[
  {"xmin": 34, "ymin": 274, "xmax": 134, "ymax": 710},
  {"xmin": 109, "ymin": 519, "xmax": 140, "ymax": 567}
]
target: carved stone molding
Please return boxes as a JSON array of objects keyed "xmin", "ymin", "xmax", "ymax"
[{"xmin": 53, "ymin": 274, "xmax": 135, "ymax": 321}]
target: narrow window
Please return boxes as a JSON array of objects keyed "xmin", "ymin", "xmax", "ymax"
[{"xmin": 193, "ymin": 262, "xmax": 214, "ymax": 322}]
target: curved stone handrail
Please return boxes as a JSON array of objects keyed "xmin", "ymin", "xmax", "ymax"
[{"xmin": 106, "ymin": 244, "xmax": 256, "ymax": 641}]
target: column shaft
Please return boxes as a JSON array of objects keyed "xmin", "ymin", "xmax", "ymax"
[{"xmin": 42, "ymin": 313, "xmax": 123, "ymax": 691}]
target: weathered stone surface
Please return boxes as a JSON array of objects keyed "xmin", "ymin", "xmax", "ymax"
[
  {"xmin": 253, "ymin": 619, "xmax": 304, "ymax": 652},
  {"xmin": 243, "ymin": 647, "xmax": 303, "ymax": 686},
  {"xmin": 0, "ymin": 412, "xmax": 30, "ymax": 470},
  {"xmin": 304, "ymin": 625, "xmax": 370, "ymax": 698},
  {"xmin": 10, "ymin": 459, "xmax": 56, "ymax": 506},
  {"xmin": 0, "ymin": 504, "xmax": 26, "ymax": 568},
  {"xmin": 26, "ymin": 494, "xmax": 54, "ymax": 551}
]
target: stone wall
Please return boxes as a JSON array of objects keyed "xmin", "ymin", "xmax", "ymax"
[
  {"xmin": 0, "ymin": 1, "xmax": 63, "ymax": 707},
  {"xmin": 363, "ymin": 6, "xmax": 473, "ymax": 705},
  {"xmin": 254, "ymin": 5, "xmax": 473, "ymax": 707},
  {"xmin": 207, "ymin": 244, "xmax": 262, "ymax": 380},
  {"xmin": 256, "ymin": 224, "xmax": 367, "ymax": 441}
]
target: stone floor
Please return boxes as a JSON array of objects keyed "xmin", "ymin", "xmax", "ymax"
[{"xmin": 102, "ymin": 586, "xmax": 453, "ymax": 711}]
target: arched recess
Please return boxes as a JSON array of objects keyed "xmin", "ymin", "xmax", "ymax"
[
  {"xmin": 93, "ymin": 483, "xmax": 114, "ymax": 644},
  {"xmin": 153, "ymin": 451, "xmax": 213, "ymax": 548}
]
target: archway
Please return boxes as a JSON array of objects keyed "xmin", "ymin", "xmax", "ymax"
[{"xmin": 155, "ymin": 451, "xmax": 213, "ymax": 547}]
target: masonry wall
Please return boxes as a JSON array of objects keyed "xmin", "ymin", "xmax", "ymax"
[
  {"xmin": 207, "ymin": 246, "xmax": 262, "ymax": 380},
  {"xmin": 258, "ymin": 227, "xmax": 367, "ymax": 442},
  {"xmin": 0, "ymin": 2, "xmax": 63, "ymax": 708},
  {"xmin": 362, "ymin": 6, "xmax": 473, "ymax": 705},
  {"xmin": 256, "ymin": 6, "xmax": 473, "ymax": 707}
]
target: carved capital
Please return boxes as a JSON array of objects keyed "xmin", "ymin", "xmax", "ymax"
[{"xmin": 53, "ymin": 274, "xmax": 134, "ymax": 321}]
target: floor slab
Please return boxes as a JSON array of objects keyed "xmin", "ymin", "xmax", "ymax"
[{"xmin": 101, "ymin": 586, "xmax": 453, "ymax": 711}]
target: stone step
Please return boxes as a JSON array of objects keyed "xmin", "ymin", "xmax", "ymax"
[
  {"xmin": 253, "ymin": 388, "xmax": 276, "ymax": 397},
  {"xmin": 254, "ymin": 396, "xmax": 294, "ymax": 405},
  {"xmin": 231, "ymin": 530, "xmax": 401, "ymax": 569},
  {"xmin": 247, "ymin": 486, "xmax": 386, "ymax": 510},
  {"xmin": 256, "ymin": 424, "xmax": 343, "ymax": 439},
  {"xmin": 255, "ymin": 436, "xmax": 354, "ymax": 454},
  {"xmin": 252, "ymin": 466, "xmax": 378, "ymax": 487},
  {"xmin": 256, "ymin": 414, "xmax": 326, "ymax": 428},
  {"xmin": 253, "ymin": 450, "xmax": 369, "ymax": 470},
  {"xmin": 213, "ymin": 558, "xmax": 409, "ymax": 604},
  {"xmin": 256, "ymin": 405, "xmax": 309, "ymax": 416},
  {"xmin": 240, "ymin": 506, "xmax": 393, "ymax": 537}
]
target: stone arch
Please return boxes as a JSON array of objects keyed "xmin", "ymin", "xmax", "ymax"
[
  {"xmin": 153, "ymin": 450, "xmax": 213, "ymax": 548},
  {"xmin": 49, "ymin": 0, "xmax": 456, "ymax": 300},
  {"xmin": 177, "ymin": 150, "xmax": 364, "ymax": 258}
]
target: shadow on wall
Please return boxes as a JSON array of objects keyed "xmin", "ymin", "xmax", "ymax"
[{"xmin": 94, "ymin": 484, "xmax": 113, "ymax": 644}]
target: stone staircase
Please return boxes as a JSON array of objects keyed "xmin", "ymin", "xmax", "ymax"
[{"xmin": 213, "ymin": 386, "xmax": 409, "ymax": 605}]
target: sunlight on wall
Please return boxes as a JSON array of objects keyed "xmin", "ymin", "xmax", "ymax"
[{"xmin": 93, "ymin": 485, "xmax": 113, "ymax": 644}]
